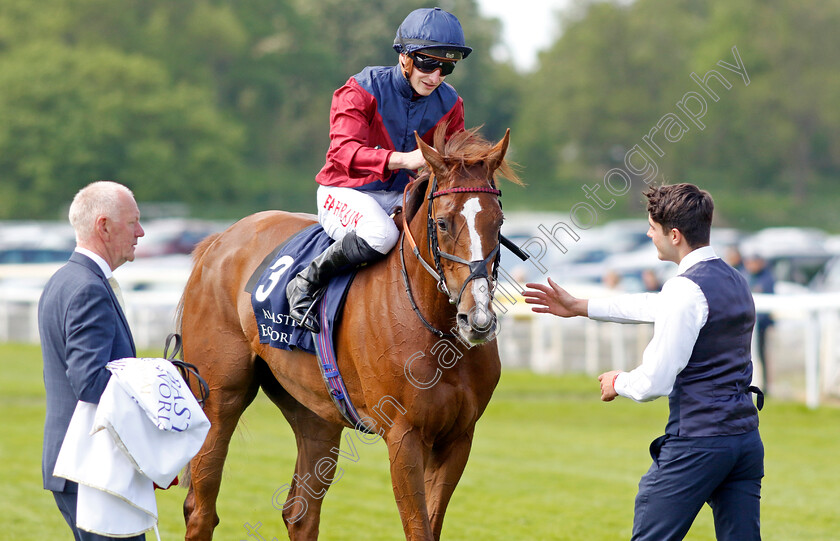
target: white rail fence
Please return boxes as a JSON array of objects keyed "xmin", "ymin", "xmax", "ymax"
[
  {"xmin": 3, "ymin": 264, "xmax": 840, "ymax": 408},
  {"xmin": 0, "ymin": 262, "xmax": 188, "ymax": 356}
]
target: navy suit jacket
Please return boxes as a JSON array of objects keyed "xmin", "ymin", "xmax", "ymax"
[{"xmin": 38, "ymin": 252, "xmax": 136, "ymax": 491}]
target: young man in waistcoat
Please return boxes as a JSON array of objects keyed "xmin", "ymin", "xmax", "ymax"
[{"xmin": 523, "ymin": 183, "xmax": 764, "ymax": 540}]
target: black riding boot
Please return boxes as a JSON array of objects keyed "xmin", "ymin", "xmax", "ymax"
[{"xmin": 286, "ymin": 231, "xmax": 382, "ymax": 333}]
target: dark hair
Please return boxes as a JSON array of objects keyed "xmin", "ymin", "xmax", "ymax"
[{"xmin": 644, "ymin": 183, "xmax": 713, "ymax": 248}]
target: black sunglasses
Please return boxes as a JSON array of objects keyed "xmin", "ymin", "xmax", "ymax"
[{"xmin": 411, "ymin": 53, "xmax": 456, "ymax": 76}]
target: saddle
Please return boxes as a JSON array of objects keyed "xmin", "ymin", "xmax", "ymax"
[
  {"xmin": 246, "ymin": 225, "xmax": 373, "ymax": 433},
  {"xmin": 247, "ymin": 224, "xmax": 355, "ymax": 354}
]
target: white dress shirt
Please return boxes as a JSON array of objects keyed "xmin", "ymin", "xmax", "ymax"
[
  {"xmin": 587, "ymin": 246, "xmax": 718, "ymax": 402},
  {"xmin": 75, "ymin": 247, "xmax": 113, "ymax": 279}
]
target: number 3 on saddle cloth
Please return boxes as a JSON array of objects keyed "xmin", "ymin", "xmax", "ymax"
[{"xmin": 246, "ymin": 224, "xmax": 374, "ymax": 434}]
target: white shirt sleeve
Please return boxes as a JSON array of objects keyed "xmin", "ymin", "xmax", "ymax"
[
  {"xmin": 588, "ymin": 292, "xmax": 659, "ymax": 323},
  {"xmin": 604, "ymin": 277, "xmax": 708, "ymax": 402}
]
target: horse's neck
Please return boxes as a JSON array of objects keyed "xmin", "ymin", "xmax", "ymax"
[{"xmin": 386, "ymin": 219, "xmax": 456, "ymax": 328}]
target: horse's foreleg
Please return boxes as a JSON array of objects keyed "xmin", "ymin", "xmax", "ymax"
[
  {"xmin": 184, "ymin": 377, "xmax": 260, "ymax": 540},
  {"xmin": 424, "ymin": 432, "xmax": 473, "ymax": 541},
  {"xmin": 386, "ymin": 424, "xmax": 434, "ymax": 541}
]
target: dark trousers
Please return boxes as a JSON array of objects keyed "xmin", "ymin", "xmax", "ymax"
[
  {"xmin": 53, "ymin": 484, "xmax": 147, "ymax": 541},
  {"xmin": 632, "ymin": 429, "xmax": 763, "ymax": 541}
]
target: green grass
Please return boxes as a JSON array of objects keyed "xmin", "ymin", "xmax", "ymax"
[{"xmin": 3, "ymin": 342, "xmax": 839, "ymax": 540}]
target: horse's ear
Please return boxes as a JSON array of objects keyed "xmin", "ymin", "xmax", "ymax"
[
  {"xmin": 415, "ymin": 132, "xmax": 446, "ymax": 173},
  {"xmin": 486, "ymin": 129, "xmax": 510, "ymax": 172}
]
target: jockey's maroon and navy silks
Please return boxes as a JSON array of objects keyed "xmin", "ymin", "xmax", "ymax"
[{"xmin": 316, "ymin": 65, "xmax": 464, "ymax": 193}]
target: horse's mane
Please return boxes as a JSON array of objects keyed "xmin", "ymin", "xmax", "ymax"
[
  {"xmin": 404, "ymin": 124, "xmax": 522, "ymax": 222},
  {"xmin": 431, "ymin": 124, "xmax": 523, "ymax": 186}
]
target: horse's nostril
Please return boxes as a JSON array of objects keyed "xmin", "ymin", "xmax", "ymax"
[{"xmin": 457, "ymin": 313, "xmax": 469, "ymax": 326}]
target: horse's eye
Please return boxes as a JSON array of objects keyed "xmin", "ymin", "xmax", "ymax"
[{"xmin": 436, "ymin": 218, "xmax": 448, "ymax": 232}]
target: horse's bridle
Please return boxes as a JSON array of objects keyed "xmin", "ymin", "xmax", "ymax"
[{"xmin": 399, "ymin": 174, "xmax": 502, "ymax": 338}]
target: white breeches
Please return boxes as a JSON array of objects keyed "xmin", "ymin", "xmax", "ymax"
[{"xmin": 316, "ymin": 186, "xmax": 403, "ymax": 254}]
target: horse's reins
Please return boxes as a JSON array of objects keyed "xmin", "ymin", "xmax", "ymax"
[
  {"xmin": 399, "ymin": 174, "xmax": 503, "ymax": 338},
  {"xmin": 163, "ymin": 332, "xmax": 210, "ymax": 407}
]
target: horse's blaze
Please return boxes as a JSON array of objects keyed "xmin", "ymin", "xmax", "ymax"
[{"xmin": 453, "ymin": 196, "xmax": 497, "ymax": 341}]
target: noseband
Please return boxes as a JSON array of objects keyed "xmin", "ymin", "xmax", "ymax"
[{"xmin": 400, "ymin": 175, "xmax": 502, "ymax": 338}]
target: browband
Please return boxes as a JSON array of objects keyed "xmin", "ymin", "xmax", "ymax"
[{"xmin": 429, "ymin": 187, "xmax": 501, "ymax": 199}]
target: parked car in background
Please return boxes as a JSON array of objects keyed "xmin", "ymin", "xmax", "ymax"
[
  {"xmin": 809, "ymin": 255, "xmax": 840, "ymax": 292},
  {"xmin": 739, "ymin": 227, "xmax": 832, "ymax": 288},
  {"xmin": 0, "ymin": 246, "xmax": 73, "ymax": 264},
  {"xmin": 499, "ymin": 214, "xmax": 654, "ymax": 286},
  {"xmin": 133, "ymin": 219, "xmax": 231, "ymax": 258},
  {"xmin": 0, "ymin": 221, "xmax": 75, "ymax": 265}
]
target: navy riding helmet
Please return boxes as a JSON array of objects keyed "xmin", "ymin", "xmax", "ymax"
[{"xmin": 393, "ymin": 7, "xmax": 472, "ymax": 61}]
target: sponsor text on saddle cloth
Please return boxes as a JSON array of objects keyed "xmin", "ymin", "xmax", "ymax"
[{"xmin": 248, "ymin": 224, "xmax": 355, "ymax": 353}]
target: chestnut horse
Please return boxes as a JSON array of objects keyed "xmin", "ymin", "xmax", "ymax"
[{"xmin": 179, "ymin": 126, "xmax": 521, "ymax": 540}]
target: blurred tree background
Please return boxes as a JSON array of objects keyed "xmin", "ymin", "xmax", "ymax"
[{"xmin": 0, "ymin": 0, "xmax": 837, "ymax": 230}]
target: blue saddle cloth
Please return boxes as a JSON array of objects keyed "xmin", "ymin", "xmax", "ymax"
[{"xmin": 248, "ymin": 224, "xmax": 354, "ymax": 354}]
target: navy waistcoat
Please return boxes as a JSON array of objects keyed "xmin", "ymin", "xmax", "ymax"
[{"xmin": 666, "ymin": 258, "xmax": 759, "ymax": 437}]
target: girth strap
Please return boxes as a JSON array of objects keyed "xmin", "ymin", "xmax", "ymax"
[{"xmin": 314, "ymin": 290, "xmax": 376, "ymax": 434}]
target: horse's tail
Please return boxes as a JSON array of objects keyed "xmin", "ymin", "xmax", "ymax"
[
  {"xmin": 174, "ymin": 232, "xmax": 223, "ymax": 336},
  {"xmin": 178, "ymin": 457, "xmax": 193, "ymax": 488}
]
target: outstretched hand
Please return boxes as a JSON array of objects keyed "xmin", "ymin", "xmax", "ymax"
[{"xmin": 523, "ymin": 278, "xmax": 588, "ymax": 318}]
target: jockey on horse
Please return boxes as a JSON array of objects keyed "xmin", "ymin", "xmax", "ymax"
[{"xmin": 286, "ymin": 7, "xmax": 473, "ymax": 332}]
